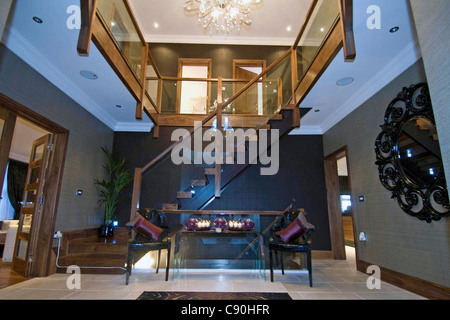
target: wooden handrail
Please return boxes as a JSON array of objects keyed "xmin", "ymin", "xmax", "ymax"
[
  {"xmin": 147, "ymin": 50, "xmax": 162, "ymax": 80},
  {"xmin": 157, "ymin": 77, "xmax": 262, "ymax": 83}
]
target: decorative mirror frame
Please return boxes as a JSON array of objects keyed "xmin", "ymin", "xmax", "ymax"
[{"xmin": 375, "ymin": 83, "xmax": 449, "ymax": 222}]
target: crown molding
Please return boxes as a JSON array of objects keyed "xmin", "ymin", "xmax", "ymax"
[
  {"xmin": 319, "ymin": 41, "xmax": 422, "ymax": 134},
  {"xmin": 9, "ymin": 152, "xmax": 29, "ymax": 163},
  {"xmin": 145, "ymin": 34, "xmax": 297, "ymax": 46},
  {"xmin": 289, "ymin": 125, "xmax": 323, "ymax": 135},
  {"xmin": 114, "ymin": 121, "xmax": 154, "ymax": 132}
]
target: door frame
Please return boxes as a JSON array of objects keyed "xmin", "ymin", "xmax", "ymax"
[
  {"xmin": 0, "ymin": 92, "xmax": 68, "ymax": 277},
  {"xmin": 324, "ymin": 146, "xmax": 358, "ymax": 260},
  {"xmin": 232, "ymin": 59, "xmax": 266, "ymax": 79},
  {"xmin": 177, "ymin": 58, "xmax": 212, "ymax": 114}
]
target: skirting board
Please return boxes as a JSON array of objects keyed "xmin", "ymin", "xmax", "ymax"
[
  {"xmin": 356, "ymin": 259, "xmax": 450, "ymax": 300},
  {"xmin": 311, "ymin": 250, "xmax": 333, "ymax": 259}
]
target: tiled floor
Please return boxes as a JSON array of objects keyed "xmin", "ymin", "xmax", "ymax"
[{"xmin": 0, "ymin": 247, "xmax": 426, "ymax": 300}]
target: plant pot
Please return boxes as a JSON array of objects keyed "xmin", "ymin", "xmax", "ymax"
[{"xmin": 98, "ymin": 224, "xmax": 114, "ymax": 237}]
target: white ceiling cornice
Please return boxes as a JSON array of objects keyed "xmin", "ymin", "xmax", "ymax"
[{"xmin": 145, "ymin": 34, "xmax": 296, "ymax": 47}]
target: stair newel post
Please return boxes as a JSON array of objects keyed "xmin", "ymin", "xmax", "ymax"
[
  {"xmin": 215, "ymin": 77, "xmax": 223, "ymax": 198},
  {"xmin": 130, "ymin": 167, "xmax": 142, "ymax": 222},
  {"xmin": 290, "ymin": 48, "xmax": 300, "ymax": 128},
  {"xmin": 338, "ymin": 0, "xmax": 356, "ymax": 62}
]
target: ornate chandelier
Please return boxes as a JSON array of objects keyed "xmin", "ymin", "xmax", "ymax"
[{"xmin": 184, "ymin": 0, "xmax": 262, "ymax": 35}]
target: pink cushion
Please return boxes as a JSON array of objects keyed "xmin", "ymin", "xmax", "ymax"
[
  {"xmin": 128, "ymin": 213, "xmax": 163, "ymax": 241},
  {"xmin": 276, "ymin": 217, "xmax": 308, "ymax": 244}
]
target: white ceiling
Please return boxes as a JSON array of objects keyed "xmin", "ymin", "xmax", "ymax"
[
  {"xmin": 2, "ymin": 0, "xmax": 421, "ymax": 135},
  {"xmin": 129, "ymin": 0, "xmax": 312, "ymax": 46}
]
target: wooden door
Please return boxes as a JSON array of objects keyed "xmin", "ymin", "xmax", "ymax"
[
  {"xmin": 324, "ymin": 156, "xmax": 346, "ymax": 260},
  {"xmin": 233, "ymin": 60, "xmax": 266, "ymax": 115},
  {"xmin": 12, "ymin": 134, "xmax": 52, "ymax": 276},
  {"xmin": 234, "ymin": 67, "xmax": 259, "ymax": 114}
]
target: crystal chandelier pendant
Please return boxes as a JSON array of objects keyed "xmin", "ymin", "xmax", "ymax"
[{"xmin": 184, "ymin": 0, "xmax": 260, "ymax": 35}]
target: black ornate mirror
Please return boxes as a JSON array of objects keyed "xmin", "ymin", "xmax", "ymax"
[{"xmin": 375, "ymin": 83, "xmax": 449, "ymax": 222}]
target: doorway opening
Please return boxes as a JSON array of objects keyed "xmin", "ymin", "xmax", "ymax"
[
  {"xmin": 177, "ymin": 58, "xmax": 212, "ymax": 114},
  {"xmin": 0, "ymin": 93, "xmax": 68, "ymax": 282},
  {"xmin": 324, "ymin": 146, "xmax": 356, "ymax": 260},
  {"xmin": 336, "ymin": 155, "xmax": 355, "ymax": 247}
]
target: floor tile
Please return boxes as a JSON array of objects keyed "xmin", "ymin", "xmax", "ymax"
[
  {"xmin": 299, "ymin": 292, "xmax": 363, "ymax": 300},
  {"xmin": 0, "ymin": 246, "xmax": 428, "ymax": 300}
]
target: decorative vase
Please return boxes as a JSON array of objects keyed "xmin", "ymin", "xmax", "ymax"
[
  {"xmin": 214, "ymin": 217, "xmax": 227, "ymax": 231},
  {"xmin": 107, "ymin": 224, "xmax": 115, "ymax": 236},
  {"xmin": 98, "ymin": 224, "xmax": 108, "ymax": 237},
  {"xmin": 242, "ymin": 218, "xmax": 255, "ymax": 231},
  {"xmin": 185, "ymin": 217, "xmax": 199, "ymax": 231},
  {"xmin": 98, "ymin": 223, "xmax": 115, "ymax": 237}
]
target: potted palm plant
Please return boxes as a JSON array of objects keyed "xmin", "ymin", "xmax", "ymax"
[{"xmin": 94, "ymin": 146, "xmax": 132, "ymax": 237}]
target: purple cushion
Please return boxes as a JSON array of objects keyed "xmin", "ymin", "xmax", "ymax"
[
  {"xmin": 127, "ymin": 213, "xmax": 163, "ymax": 241},
  {"xmin": 276, "ymin": 217, "xmax": 308, "ymax": 244}
]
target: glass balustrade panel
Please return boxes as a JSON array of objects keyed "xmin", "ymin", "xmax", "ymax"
[
  {"xmin": 225, "ymin": 52, "xmax": 292, "ymax": 128},
  {"xmin": 160, "ymin": 80, "xmax": 218, "ymax": 115},
  {"xmin": 296, "ymin": 0, "xmax": 340, "ymax": 85},
  {"xmin": 97, "ymin": 0, "xmax": 145, "ymax": 82}
]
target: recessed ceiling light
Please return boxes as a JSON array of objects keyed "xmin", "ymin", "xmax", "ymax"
[
  {"xmin": 32, "ymin": 16, "xmax": 43, "ymax": 24},
  {"xmin": 390, "ymin": 26, "xmax": 400, "ymax": 33},
  {"xmin": 336, "ymin": 77, "xmax": 354, "ymax": 86},
  {"xmin": 80, "ymin": 70, "xmax": 98, "ymax": 80},
  {"xmin": 320, "ymin": 27, "xmax": 324, "ymax": 32},
  {"xmin": 154, "ymin": 22, "xmax": 159, "ymax": 29},
  {"xmin": 286, "ymin": 26, "xmax": 292, "ymax": 32}
]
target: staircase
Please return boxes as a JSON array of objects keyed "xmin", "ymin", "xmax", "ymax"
[
  {"xmin": 128, "ymin": 0, "xmax": 354, "ymax": 222},
  {"xmin": 55, "ymin": 228, "xmax": 128, "ymax": 274},
  {"xmin": 166, "ymin": 106, "xmax": 311, "ymax": 211}
]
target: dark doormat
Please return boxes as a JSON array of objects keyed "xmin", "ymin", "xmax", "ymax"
[{"xmin": 137, "ymin": 291, "xmax": 292, "ymax": 300}]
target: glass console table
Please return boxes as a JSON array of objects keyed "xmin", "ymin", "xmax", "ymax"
[{"xmin": 173, "ymin": 229, "xmax": 266, "ymax": 281}]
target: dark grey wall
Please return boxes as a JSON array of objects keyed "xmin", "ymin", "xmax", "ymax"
[
  {"xmin": 113, "ymin": 130, "xmax": 331, "ymax": 251},
  {"xmin": 323, "ymin": 59, "xmax": 450, "ymax": 288},
  {"xmin": 0, "ymin": 45, "xmax": 114, "ymax": 232},
  {"xmin": 205, "ymin": 135, "xmax": 331, "ymax": 251},
  {"xmin": 149, "ymin": 43, "xmax": 290, "ymax": 78},
  {"xmin": 113, "ymin": 126, "xmax": 186, "ymax": 223}
]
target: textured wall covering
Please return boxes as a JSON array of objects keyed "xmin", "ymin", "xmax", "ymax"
[
  {"xmin": 149, "ymin": 43, "xmax": 290, "ymax": 78},
  {"xmin": 206, "ymin": 135, "xmax": 331, "ymax": 251},
  {"xmin": 0, "ymin": 45, "xmax": 114, "ymax": 231},
  {"xmin": 323, "ymin": 60, "xmax": 450, "ymax": 288},
  {"xmin": 409, "ymin": 0, "xmax": 450, "ymax": 200}
]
